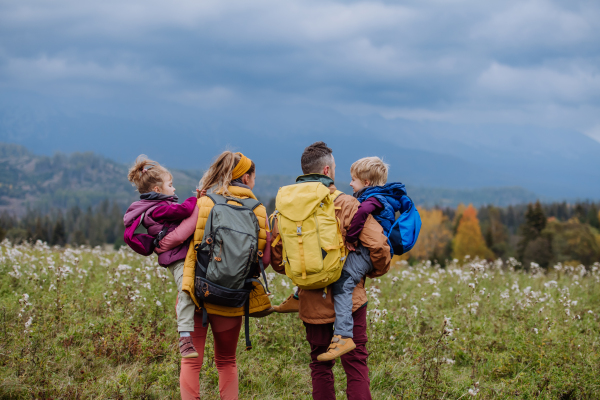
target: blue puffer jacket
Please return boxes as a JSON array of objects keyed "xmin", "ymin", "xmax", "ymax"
[
  {"xmin": 357, "ymin": 182, "xmax": 420, "ymax": 256},
  {"xmin": 357, "ymin": 182, "xmax": 406, "ymax": 235}
]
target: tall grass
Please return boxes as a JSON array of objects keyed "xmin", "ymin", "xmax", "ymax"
[{"xmin": 0, "ymin": 242, "xmax": 598, "ymax": 399}]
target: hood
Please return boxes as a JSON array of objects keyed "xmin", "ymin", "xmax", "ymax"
[
  {"xmin": 139, "ymin": 192, "xmax": 179, "ymax": 202},
  {"xmin": 124, "ymin": 193, "xmax": 178, "ymax": 227}
]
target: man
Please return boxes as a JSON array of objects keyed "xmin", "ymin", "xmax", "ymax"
[{"xmin": 270, "ymin": 141, "xmax": 391, "ymax": 400}]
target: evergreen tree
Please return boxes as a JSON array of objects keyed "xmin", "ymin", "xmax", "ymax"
[
  {"xmin": 518, "ymin": 201, "xmax": 552, "ymax": 268},
  {"xmin": 452, "ymin": 204, "xmax": 494, "ymax": 260},
  {"xmin": 51, "ymin": 212, "xmax": 67, "ymax": 246},
  {"xmin": 587, "ymin": 204, "xmax": 599, "ymax": 229}
]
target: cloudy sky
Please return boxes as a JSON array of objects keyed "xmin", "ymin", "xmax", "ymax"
[
  {"xmin": 1, "ymin": 0, "xmax": 599, "ymax": 134},
  {"xmin": 0, "ymin": 0, "xmax": 600, "ymax": 198}
]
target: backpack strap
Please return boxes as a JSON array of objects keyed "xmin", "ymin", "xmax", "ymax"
[
  {"xmin": 244, "ymin": 300, "xmax": 252, "ymax": 350},
  {"xmin": 208, "ymin": 193, "xmax": 261, "ymax": 210}
]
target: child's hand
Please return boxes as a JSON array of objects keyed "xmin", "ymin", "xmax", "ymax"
[
  {"xmin": 345, "ymin": 241, "xmax": 356, "ymax": 252},
  {"xmin": 196, "ymin": 189, "xmax": 207, "ymax": 198}
]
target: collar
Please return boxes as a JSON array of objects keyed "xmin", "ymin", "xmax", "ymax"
[
  {"xmin": 231, "ymin": 179, "xmax": 251, "ymax": 190},
  {"xmin": 353, "ymin": 186, "xmax": 371, "ymax": 199},
  {"xmin": 215, "ymin": 185, "xmax": 257, "ymax": 200},
  {"xmin": 295, "ymin": 173, "xmax": 334, "ymax": 188},
  {"xmin": 139, "ymin": 192, "xmax": 179, "ymax": 202}
]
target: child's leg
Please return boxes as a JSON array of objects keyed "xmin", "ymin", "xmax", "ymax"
[
  {"xmin": 332, "ymin": 244, "xmax": 374, "ymax": 338},
  {"xmin": 332, "ymin": 269, "xmax": 355, "ymax": 338},
  {"xmin": 167, "ymin": 260, "xmax": 195, "ymax": 334}
]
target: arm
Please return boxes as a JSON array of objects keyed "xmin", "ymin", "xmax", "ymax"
[
  {"xmin": 345, "ymin": 197, "xmax": 383, "ymax": 244},
  {"xmin": 269, "ymin": 215, "xmax": 285, "ymax": 275},
  {"xmin": 335, "ymin": 194, "xmax": 390, "ymax": 277},
  {"xmin": 361, "ymin": 214, "xmax": 392, "ymax": 278},
  {"xmin": 156, "ymin": 206, "xmax": 198, "ymax": 253},
  {"xmin": 151, "ymin": 196, "xmax": 196, "ymax": 222}
]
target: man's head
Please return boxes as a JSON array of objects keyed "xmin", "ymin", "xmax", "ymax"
[{"xmin": 301, "ymin": 141, "xmax": 336, "ymax": 180}]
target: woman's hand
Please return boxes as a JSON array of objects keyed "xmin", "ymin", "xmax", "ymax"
[
  {"xmin": 196, "ymin": 189, "xmax": 207, "ymax": 198},
  {"xmin": 345, "ymin": 241, "xmax": 356, "ymax": 252}
]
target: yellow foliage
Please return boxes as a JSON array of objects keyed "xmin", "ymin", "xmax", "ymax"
[
  {"xmin": 403, "ymin": 207, "xmax": 452, "ymax": 261},
  {"xmin": 452, "ymin": 204, "xmax": 494, "ymax": 260}
]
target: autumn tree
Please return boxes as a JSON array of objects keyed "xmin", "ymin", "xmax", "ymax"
[
  {"xmin": 406, "ymin": 207, "xmax": 452, "ymax": 261},
  {"xmin": 481, "ymin": 206, "xmax": 509, "ymax": 258},
  {"xmin": 452, "ymin": 204, "xmax": 494, "ymax": 261}
]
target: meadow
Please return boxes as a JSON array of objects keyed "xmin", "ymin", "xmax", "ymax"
[{"xmin": 0, "ymin": 241, "xmax": 598, "ymax": 399}]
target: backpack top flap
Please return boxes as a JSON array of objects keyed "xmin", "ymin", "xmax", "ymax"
[{"xmin": 275, "ymin": 182, "xmax": 332, "ymax": 221}]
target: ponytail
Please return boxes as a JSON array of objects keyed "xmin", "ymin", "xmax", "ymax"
[{"xmin": 127, "ymin": 154, "xmax": 171, "ymax": 193}]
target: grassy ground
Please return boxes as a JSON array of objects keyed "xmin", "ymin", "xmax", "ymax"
[{"xmin": 0, "ymin": 242, "xmax": 599, "ymax": 399}]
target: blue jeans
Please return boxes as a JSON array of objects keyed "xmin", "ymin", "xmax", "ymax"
[{"xmin": 331, "ymin": 244, "xmax": 373, "ymax": 338}]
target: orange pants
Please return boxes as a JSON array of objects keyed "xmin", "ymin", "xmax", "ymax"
[{"xmin": 179, "ymin": 312, "xmax": 242, "ymax": 400}]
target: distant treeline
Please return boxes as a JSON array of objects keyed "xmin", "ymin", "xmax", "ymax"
[
  {"xmin": 0, "ymin": 200, "xmax": 125, "ymax": 248},
  {"xmin": 1, "ymin": 199, "xmax": 599, "ymax": 266}
]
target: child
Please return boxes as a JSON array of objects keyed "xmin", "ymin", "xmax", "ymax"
[
  {"xmin": 123, "ymin": 155, "xmax": 200, "ymax": 359},
  {"xmin": 318, "ymin": 156, "xmax": 405, "ymax": 362}
]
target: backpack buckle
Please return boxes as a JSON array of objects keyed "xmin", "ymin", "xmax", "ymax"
[{"xmin": 296, "ymin": 227, "xmax": 302, "ymax": 235}]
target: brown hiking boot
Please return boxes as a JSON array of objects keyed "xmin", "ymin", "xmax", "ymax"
[
  {"xmin": 273, "ymin": 293, "xmax": 299, "ymax": 313},
  {"xmin": 250, "ymin": 307, "xmax": 275, "ymax": 318},
  {"xmin": 179, "ymin": 336, "xmax": 199, "ymax": 358},
  {"xmin": 317, "ymin": 335, "xmax": 356, "ymax": 361}
]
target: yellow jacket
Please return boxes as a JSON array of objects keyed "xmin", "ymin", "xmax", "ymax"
[{"xmin": 182, "ymin": 185, "xmax": 271, "ymax": 316}]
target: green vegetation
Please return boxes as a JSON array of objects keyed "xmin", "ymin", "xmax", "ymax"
[{"xmin": 1, "ymin": 242, "xmax": 599, "ymax": 399}]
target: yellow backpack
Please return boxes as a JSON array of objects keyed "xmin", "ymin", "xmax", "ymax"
[{"xmin": 271, "ymin": 182, "xmax": 347, "ymax": 290}]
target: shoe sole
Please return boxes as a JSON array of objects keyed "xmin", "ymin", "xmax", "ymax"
[
  {"xmin": 273, "ymin": 308, "xmax": 299, "ymax": 313},
  {"xmin": 182, "ymin": 352, "xmax": 199, "ymax": 359},
  {"xmin": 316, "ymin": 344, "xmax": 357, "ymax": 362},
  {"xmin": 249, "ymin": 308, "xmax": 276, "ymax": 318}
]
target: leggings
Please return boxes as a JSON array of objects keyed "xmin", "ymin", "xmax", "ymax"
[{"xmin": 180, "ymin": 312, "xmax": 243, "ymax": 400}]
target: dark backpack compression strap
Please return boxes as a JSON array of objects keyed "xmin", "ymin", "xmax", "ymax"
[{"xmin": 244, "ymin": 300, "xmax": 252, "ymax": 350}]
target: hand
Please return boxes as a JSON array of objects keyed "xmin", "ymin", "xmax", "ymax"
[
  {"xmin": 345, "ymin": 241, "xmax": 356, "ymax": 252},
  {"xmin": 196, "ymin": 189, "xmax": 207, "ymax": 198}
]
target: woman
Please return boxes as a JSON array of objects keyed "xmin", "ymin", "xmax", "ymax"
[{"xmin": 158, "ymin": 151, "xmax": 272, "ymax": 399}]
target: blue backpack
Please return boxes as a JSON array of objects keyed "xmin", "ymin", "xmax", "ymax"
[{"xmin": 357, "ymin": 182, "xmax": 421, "ymax": 256}]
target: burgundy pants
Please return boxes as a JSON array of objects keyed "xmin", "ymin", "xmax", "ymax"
[{"xmin": 304, "ymin": 305, "xmax": 371, "ymax": 400}]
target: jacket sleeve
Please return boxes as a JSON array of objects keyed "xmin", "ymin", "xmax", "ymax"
[
  {"xmin": 335, "ymin": 194, "xmax": 391, "ymax": 278},
  {"xmin": 155, "ymin": 206, "xmax": 198, "ymax": 253},
  {"xmin": 269, "ymin": 215, "xmax": 285, "ymax": 275},
  {"xmin": 361, "ymin": 214, "xmax": 392, "ymax": 278},
  {"xmin": 346, "ymin": 197, "xmax": 383, "ymax": 244},
  {"xmin": 150, "ymin": 196, "xmax": 197, "ymax": 222}
]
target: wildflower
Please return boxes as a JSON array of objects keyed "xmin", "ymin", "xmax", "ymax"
[
  {"xmin": 533, "ymin": 328, "xmax": 538, "ymax": 334},
  {"xmin": 468, "ymin": 283, "xmax": 475, "ymax": 289},
  {"xmin": 500, "ymin": 290, "xmax": 510, "ymax": 299},
  {"xmin": 431, "ymin": 292, "xmax": 441, "ymax": 298},
  {"xmin": 156, "ymin": 300, "xmax": 162, "ymax": 306}
]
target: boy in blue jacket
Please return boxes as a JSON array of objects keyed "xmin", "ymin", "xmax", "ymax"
[{"xmin": 318, "ymin": 156, "xmax": 413, "ymax": 361}]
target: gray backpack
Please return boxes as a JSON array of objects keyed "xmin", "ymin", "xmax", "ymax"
[{"xmin": 194, "ymin": 194, "xmax": 270, "ymax": 349}]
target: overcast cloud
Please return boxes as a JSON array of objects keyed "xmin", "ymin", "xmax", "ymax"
[{"xmin": 0, "ymin": 0, "xmax": 599, "ymax": 140}]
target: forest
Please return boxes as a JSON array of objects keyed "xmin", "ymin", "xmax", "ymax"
[{"xmin": 1, "ymin": 199, "xmax": 599, "ymax": 267}]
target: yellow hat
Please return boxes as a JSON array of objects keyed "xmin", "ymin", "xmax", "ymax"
[{"xmin": 231, "ymin": 152, "xmax": 252, "ymax": 180}]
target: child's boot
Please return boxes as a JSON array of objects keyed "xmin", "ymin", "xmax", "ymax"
[
  {"xmin": 317, "ymin": 335, "xmax": 356, "ymax": 361},
  {"xmin": 273, "ymin": 293, "xmax": 299, "ymax": 313},
  {"xmin": 179, "ymin": 336, "xmax": 199, "ymax": 358}
]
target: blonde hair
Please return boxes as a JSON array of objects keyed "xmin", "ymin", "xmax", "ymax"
[
  {"xmin": 199, "ymin": 151, "xmax": 255, "ymax": 195},
  {"xmin": 350, "ymin": 156, "xmax": 389, "ymax": 186},
  {"xmin": 127, "ymin": 155, "xmax": 172, "ymax": 194}
]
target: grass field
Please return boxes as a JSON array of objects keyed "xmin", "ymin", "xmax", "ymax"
[{"xmin": 0, "ymin": 241, "xmax": 599, "ymax": 399}]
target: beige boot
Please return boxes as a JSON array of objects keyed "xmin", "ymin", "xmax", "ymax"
[
  {"xmin": 317, "ymin": 335, "xmax": 356, "ymax": 361},
  {"xmin": 273, "ymin": 293, "xmax": 299, "ymax": 313}
]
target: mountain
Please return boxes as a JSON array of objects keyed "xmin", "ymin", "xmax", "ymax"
[
  {"xmin": 0, "ymin": 142, "xmax": 541, "ymax": 216},
  {"xmin": 1, "ymin": 97, "xmax": 599, "ymax": 200}
]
